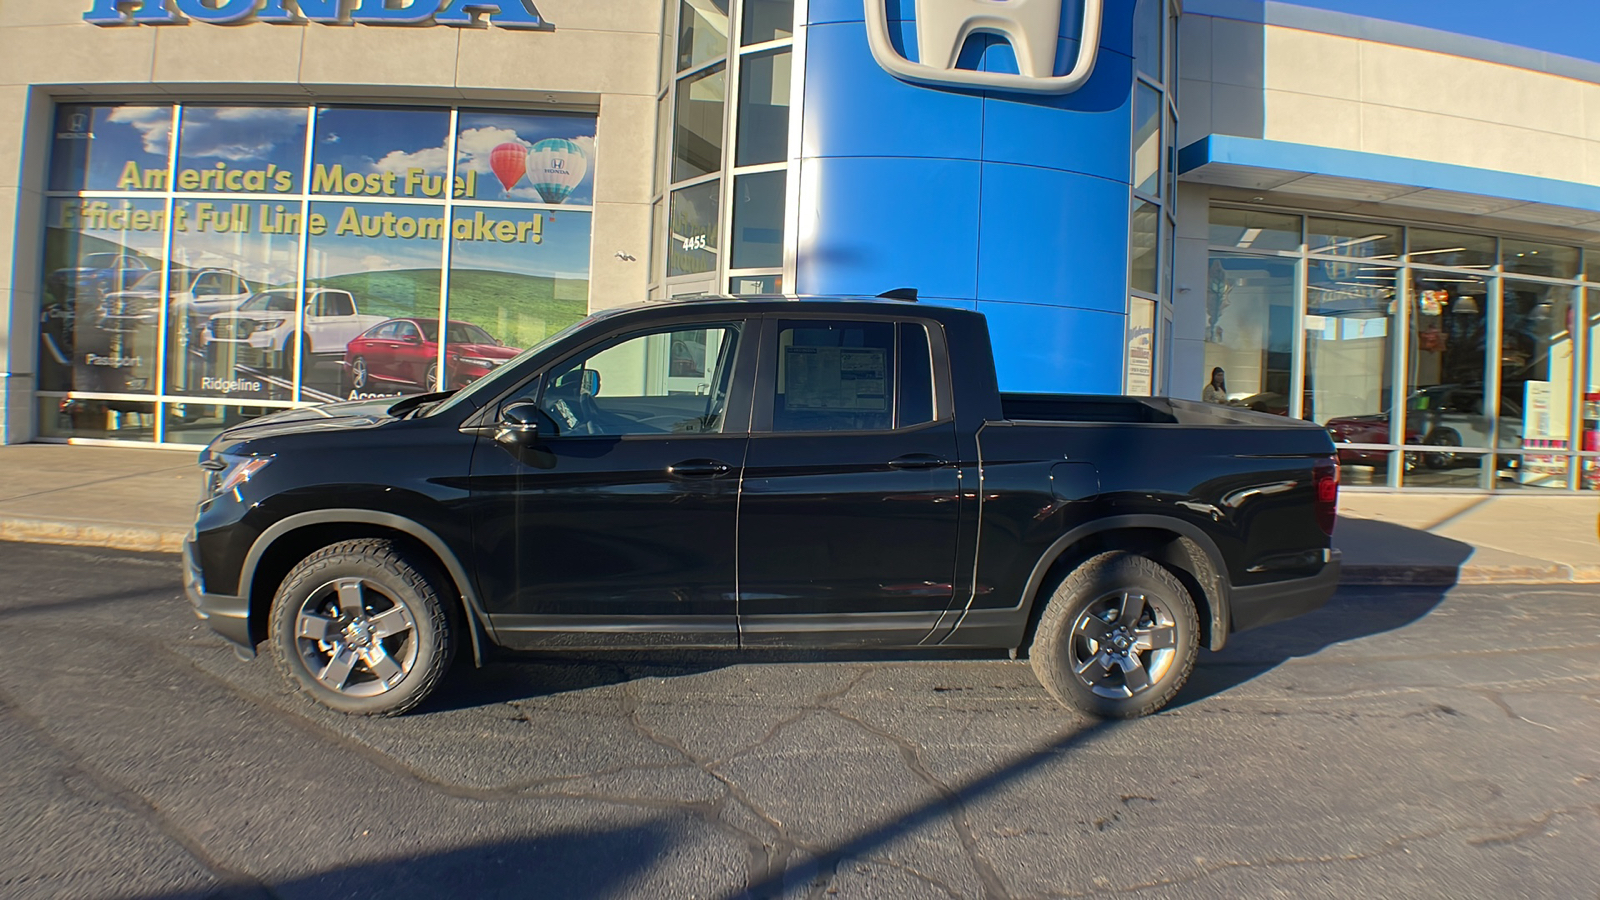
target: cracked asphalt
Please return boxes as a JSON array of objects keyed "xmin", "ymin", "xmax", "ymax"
[{"xmin": 1, "ymin": 540, "xmax": 1597, "ymax": 899}]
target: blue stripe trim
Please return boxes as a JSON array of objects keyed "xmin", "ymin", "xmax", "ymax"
[
  {"xmin": 1184, "ymin": 0, "xmax": 1600, "ymax": 85},
  {"xmin": 1178, "ymin": 135, "xmax": 1600, "ymax": 214}
]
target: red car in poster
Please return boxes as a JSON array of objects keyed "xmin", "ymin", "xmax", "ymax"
[{"xmin": 343, "ymin": 318, "xmax": 520, "ymax": 393}]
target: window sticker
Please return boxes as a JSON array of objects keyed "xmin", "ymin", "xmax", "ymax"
[{"xmin": 784, "ymin": 346, "xmax": 886, "ymax": 410}]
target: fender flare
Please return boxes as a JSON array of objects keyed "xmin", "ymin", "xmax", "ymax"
[
  {"xmin": 1019, "ymin": 514, "xmax": 1233, "ymax": 649},
  {"xmin": 241, "ymin": 509, "xmax": 494, "ymax": 665}
]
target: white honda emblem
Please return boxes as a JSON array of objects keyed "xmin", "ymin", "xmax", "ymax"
[{"xmin": 864, "ymin": 0, "xmax": 1102, "ymax": 94}]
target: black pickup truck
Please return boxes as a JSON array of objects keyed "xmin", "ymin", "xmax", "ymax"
[{"xmin": 186, "ymin": 297, "xmax": 1341, "ymax": 718}]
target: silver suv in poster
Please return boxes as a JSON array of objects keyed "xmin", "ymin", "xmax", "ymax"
[{"xmin": 97, "ymin": 268, "xmax": 255, "ymax": 335}]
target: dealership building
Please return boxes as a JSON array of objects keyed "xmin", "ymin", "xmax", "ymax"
[{"xmin": 3, "ymin": 0, "xmax": 1600, "ymax": 491}]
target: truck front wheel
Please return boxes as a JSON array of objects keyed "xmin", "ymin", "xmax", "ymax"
[
  {"xmin": 268, "ymin": 538, "xmax": 455, "ymax": 716},
  {"xmin": 1030, "ymin": 551, "xmax": 1199, "ymax": 718}
]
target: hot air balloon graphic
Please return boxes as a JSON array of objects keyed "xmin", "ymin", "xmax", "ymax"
[
  {"xmin": 525, "ymin": 138, "xmax": 589, "ymax": 205},
  {"xmin": 488, "ymin": 142, "xmax": 528, "ymax": 198}
]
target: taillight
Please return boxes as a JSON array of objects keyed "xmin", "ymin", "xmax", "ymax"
[{"xmin": 1313, "ymin": 457, "xmax": 1339, "ymax": 536}]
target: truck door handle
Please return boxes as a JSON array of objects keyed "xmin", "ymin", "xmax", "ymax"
[
  {"xmin": 888, "ymin": 454, "xmax": 949, "ymax": 470},
  {"xmin": 667, "ymin": 459, "xmax": 732, "ymax": 479}
]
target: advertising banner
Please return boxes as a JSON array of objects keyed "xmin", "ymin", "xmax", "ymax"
[{"xmin": 40, "ymin": 102, "xmax": 596, "ymax": 441}]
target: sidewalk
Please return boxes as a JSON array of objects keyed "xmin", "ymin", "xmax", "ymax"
[{"xmin": 1, "ymin": 443, "xmax": 1597, "ymax": 585}]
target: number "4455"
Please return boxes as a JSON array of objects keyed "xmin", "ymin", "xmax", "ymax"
[{"xmin": 679, "ymin": 234, "xmax": 707, "ymax": 252}]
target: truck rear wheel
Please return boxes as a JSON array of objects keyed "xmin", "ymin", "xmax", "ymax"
[
  {"xmin": 1030, "ymin": 551, "xmax": 1199, "ymax": 718},
  {"xmin": 268, "ymin": 538, "xmax": 454, "ymax": 716}
]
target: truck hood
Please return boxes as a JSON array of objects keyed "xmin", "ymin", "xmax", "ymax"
[{"xmin": 214, "ymin": 396, "xmax": 399, "ymax": 443}]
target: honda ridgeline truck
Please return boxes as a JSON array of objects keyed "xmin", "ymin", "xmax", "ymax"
[{"xmin": 185, "ymin": 297, "xmax": 1342, "ymax": 718}]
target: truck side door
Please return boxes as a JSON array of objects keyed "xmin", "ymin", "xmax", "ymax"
[
  {"xmin": 468, "ymin": 316, "xmax": 755, "ymax": 648},
  {"xmin": 737, "ymin": 315, "xmax": 961, "ymax": 647}
]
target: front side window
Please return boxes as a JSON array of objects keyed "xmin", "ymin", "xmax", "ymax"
[{"xmin": 540, "ymin": 323, "xmax": 743, "ymax": 436}]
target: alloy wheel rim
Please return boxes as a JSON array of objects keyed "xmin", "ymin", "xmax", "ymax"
[
  {"xmin": 294, "ymin": 577, "xmax": 418, "ymax": 697},
  {"xmin": 352, "ymin": 358, "xmax": 367, "ymax": 389},
  {"xmin": 1067, "ymin": 589, "xmax": 1178, "ymax": 699}
]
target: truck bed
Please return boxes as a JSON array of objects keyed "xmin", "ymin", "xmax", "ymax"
[{"xmin": 999, "ymin": 393, "xmax": 1326, "ymax": 429}]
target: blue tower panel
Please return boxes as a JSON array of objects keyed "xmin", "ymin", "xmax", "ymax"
[
  {"xmin": 976, "ymin": 162, "xmax": 1129, "ymax": 311},
  {"xmin": 795, "ymin": 156, "xmax": 981, "ymax": 301},
  {"xmin": 979, "ymin": 301, "xmax": 1125, "ymax": 394},
  {"xmin": 979, "ymin": 49, "xmax": 1133, "ymax": 181},
  {"xmin": 802, "ymin": 21, "xmax": 983, "ymax": 160}
]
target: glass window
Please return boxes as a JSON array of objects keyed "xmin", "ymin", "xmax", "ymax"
[
  {"xmin": 176, "ymin": 106, "xmax": 306, "ymax": 194},
  {"xmin": 37, "ymin": 397, "xmax": 155, "ymax": 442},
  {"xmin": 1209, "ymin": 208, "xmax": 1299, "ymax": 252},
  {"xmin": 730, "ymin": 274, "xmax": 782, "ymax": 294},
  {"xmin": 40, "ymin": 198, "xmax": 170, "ymax": 396},
  {"xmin": 164, "ymin": 403, "xmax": 275, "ymax": 447},
  {"xmin": 1130, "ymin": 200, "xmax": 1159, "ymax": 295},
  {"xmin": 731, "ymin": 170, "xmax": 785, "ymax": 269},
  {"xmin": 1133, "ymin": 84, "xmax": 1160, "ymax": 197},
  {"xmin": 168, "ymin": 197, "xmax": 296, "ymax": 401},
  {"xmin": 447, "ymin": 204, "xmax": 591, "ymax": 390},
  {"xmin": 304, "ymin": 200, "xmax": 442, "ymax": 402},
  {"xmin": 1126, "ymin": 297, "xmax": 1156, "ymax": 396},
  {"xmin": 49, "ymin": 104, "xmax": 173, "ymax": 193},
  {"xmin": 1203, "ymin": 253, "xmax": 1295, "ymax": 412},
  {"xmin": 1407, "ymin": 228, "xmax": 1494, "ymax": 269},
  {"xmin": 772, "ymin": 319, "xmax": 895, "ymax": 432},
  {"xmin": 673, "ymin": 64, "xmax": 726, "ymax": 181},
  {"xmin": 741, "ymin": 0, "xmax": 792, "ymax": 44},
  {"xmin": 1133, "ymin": 0, "xmax": 1162, "ymax": 82},
  {"xmin": 735, "ymin": 49, "xmax": 791, "ymax": 167},
  {"xmin": 668, "ymin": 181, "xmax": 720, "ymax": 276},
  {"xmin": 310, "ymin": 107, "xmax": 451, "ymax": 200},
  {"xmin": 457, "ymin": 111, "xmax": 596, "ymax": 206},
  {"xmin": 1500, "ymin": 280, "xmax": 1578, "ymax": 452},
  {"xmin": 677, "ymin": 0, "xmax": 730, "ymax": 72},
  {"xmin": 1503, "ymin": 239, "xmax": 1580, "ymax": 280},
  {"xmin": 1308, "ymin": 218, "xmax": 1400, "ymax": 260},
  {"xmin": 1406, "ymin": 270, "xmax": 1491, "ymax": 469},
  {"xmin": 1306, "ymin": 260, "xmax": 1395, "ymax": 444},
  {"xmin": 540, "ymin": 323, "xmax": 743, "ymax": 436},
  {"xmin": 900, "ymin": 322, "xmax": 935, "ymax": 427},
  {"xmin": 1164, "ymin": 106, "xmax": 1176, "ymax": 205},
  {"xmin": 1582, "ymin": 287, "xmax": 1600, "ymax": 490}
]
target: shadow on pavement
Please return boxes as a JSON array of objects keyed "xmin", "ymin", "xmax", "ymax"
[
  {"xmin": 130, "ymin": 821, "xmax": 676, "ymax": 900},
  {"xmin": 1172, "ymin": 517, "xmax": 1470, "ymax": 708}
]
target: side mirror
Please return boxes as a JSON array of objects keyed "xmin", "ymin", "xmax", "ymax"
[
  {"xmin": 495, "ymin": 401, "xmax": 553, "ymax": 446},
  {"xmin": 403, "ymin": 332, "xmax": 423, "ymax": 344}
]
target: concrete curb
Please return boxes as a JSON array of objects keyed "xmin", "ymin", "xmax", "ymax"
[{"xmin": 0, "ymin": 516, "xmax": 186, "ymax": 554}]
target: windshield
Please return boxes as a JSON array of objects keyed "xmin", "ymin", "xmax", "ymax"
[
  {"xmin": 238, "ymin": 291, "xmax": 297, "ymax": 312},
  {"xmin": 424, "ymin": 315, "xmax": 602, "ymax": 417},
  {"xmin": 129, "ymin": 269, "xmax": 199, "ymax": 292},
  {"xmin": 417, "ymin": 321, "xmax": 497, "ymax": 344}
]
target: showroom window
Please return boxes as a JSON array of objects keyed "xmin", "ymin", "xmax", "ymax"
[
  {"xmin": 38, "ymin": 102, "xmax": 596, "ymax": 446},
  {"xmin": 1206, "ymin": 206, "xmax": 1600, "ymax": 491},
  {"xmin": 652, "ymin": 0, "xmax": 793, "ymax": 300},
  {"xmin": 1125, "ymin": 0, "xmax": 1180, "ymax": 395}
]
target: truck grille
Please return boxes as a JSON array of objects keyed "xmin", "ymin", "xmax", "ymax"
[{"xmin": 209, "ymin": 319, "xmax": 252, "ymax": 339}]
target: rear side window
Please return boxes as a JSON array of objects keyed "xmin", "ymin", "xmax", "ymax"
[
  {"xmin": 899, "ymin": 322, "xmax": 934, "ymax": 428},
  {"xmin": 772, "ymin": 319, "xmax": 895, "ymax": 432},
  {"xmin": 324, "ymin": 292, "xmax": 355, "ymax": 316}
]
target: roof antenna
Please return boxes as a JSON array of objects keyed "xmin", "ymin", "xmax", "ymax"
[{"xmin": 877, "ymin": 287, "xmax": 918, "ymax": 302}]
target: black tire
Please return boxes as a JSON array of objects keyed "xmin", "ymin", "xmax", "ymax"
[
  {"xmin": 268, "ymin": 538, "xmax": 454, "ymax": 716},
  {"xmin": 1423, "ymin": 428, "xmax": 1462, "ymax": 470},
  {"xmin": 1030, "ymin": 551, "xmax": 1199, "ymax": 718}
]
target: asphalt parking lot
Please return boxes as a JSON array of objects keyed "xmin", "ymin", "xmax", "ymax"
[{"xmin": 1, "ymin": 540, "xmax": 1596, "ymax": 899}]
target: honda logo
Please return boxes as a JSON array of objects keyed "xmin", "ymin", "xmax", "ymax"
[{"xmin": 864, "ymin": 0, "xmax": 1102, "ymax": 94}]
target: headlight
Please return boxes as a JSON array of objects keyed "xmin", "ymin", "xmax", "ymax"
[
  {"xmin": 456, "ymin": 356, "xmax": 499, "ymax": 368},
  {"xmin": 200, "ymin": 453, "xmax": 272, "ymax": 498}
]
